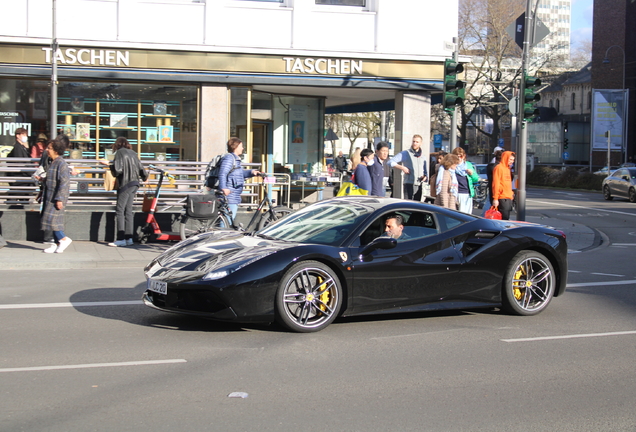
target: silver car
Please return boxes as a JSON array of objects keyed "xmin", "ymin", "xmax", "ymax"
[{"xmin": 602, "ymin": 167, "xmax": 636, "ymax": 203}]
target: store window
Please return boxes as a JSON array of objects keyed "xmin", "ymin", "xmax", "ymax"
[
  {"xmin": 55, "ymin": 82, "xmax": 198, "ymax": 161},
  {"xmin": 0, "ymin": 79, "xmax": 51, "ymax": 154}
]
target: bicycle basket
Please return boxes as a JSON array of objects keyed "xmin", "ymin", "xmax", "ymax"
[{"xmin": 185, "ymin": 193, "xmax": 218, "ymax": 218}]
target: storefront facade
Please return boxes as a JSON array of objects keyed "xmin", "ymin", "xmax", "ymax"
[{"xmin": 1, "ymin": 0, "xmax": 459, "ymax": 171}]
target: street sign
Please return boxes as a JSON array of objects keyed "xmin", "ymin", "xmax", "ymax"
[
  {"xmin": 563, "ymin": 151, "xmax": 570, "ymax": 160},
  {"xmin": 506, "ymin": 13, "xmax": 550, "ymax": 50},
  {"xmin": 498, "ymin": 138, "xmax": 505, "ymax": 146},
  {"xmin": 508, "ymin": 96, "xmax": 519, "ymax": 116},
  {"xmin": 434, "ymin": 134, "xmax": 443, "ymax": 150}
]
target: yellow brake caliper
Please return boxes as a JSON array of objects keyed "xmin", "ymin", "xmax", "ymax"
[
  {"xmin": 514, "ymin": 266, "xmax": 526, "ymax": 300},
  {"xmin": 318, "ymin": 276, "xmax": 329, "ymax": 312}
]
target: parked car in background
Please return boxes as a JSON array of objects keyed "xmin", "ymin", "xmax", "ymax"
[
  {"xmin": 594, "ymin": 166, "xmax": 619, "ymax": 176},
  {"xmin": 602, "ymin": 167, "xmax": 636, "ymax": 203},
  {"xmin": 474, "ymin": 164, "xmax": 488, "ymax": 181}
]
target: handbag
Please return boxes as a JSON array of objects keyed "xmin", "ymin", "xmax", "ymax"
[
  {"xmin": 185, "ymin": 193, "xmax": 218, "ymax": 218},
  {"xmin": 336, "ymin": 181, "xmax": 368, "ymax": 197},
  {"xmin": 103, "ymin": 170, "xmax": 117, "ymax": 191},
  {"xmin": 484, "ymin": 206, "xmax": 502, "ymax": 220}
]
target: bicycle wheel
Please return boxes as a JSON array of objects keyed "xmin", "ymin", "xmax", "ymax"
[
  {"xmin": 259, "ymin": 206, "xmax": 293, "ymax": 230},
  {"xmin": 179, "ymin": 213, "xmax": 230, "ymax": 240}
]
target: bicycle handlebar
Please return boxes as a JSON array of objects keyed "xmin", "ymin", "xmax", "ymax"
[{"xmin": 148, "ymin": 164, "xmax": 175, "ymax": 180}]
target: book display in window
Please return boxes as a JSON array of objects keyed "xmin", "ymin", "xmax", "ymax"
[
  {"xmin": 76, "ymin": 123, "xmax": 90, "ymax": 140},
  {"xmin": 153, "ymin": 101, "xmax": 167, "ymax": 116},
  {"xmin": 70, "ymin": 96, "xmax": 85, "ymax": 112},
  {"xmin": 158, "ymin": 125, "xmax": 173, "ymax": 142},
  {"xmin": 109, "ymin": 114, "xmax": 128, "ymax": 128},
  {"xmin": 146, "ymin": 127, "xmax": 158, "ymax": 142},
  {"xmin": 63, "ymin": 125, "xmax": 75, "ymax": 139}
]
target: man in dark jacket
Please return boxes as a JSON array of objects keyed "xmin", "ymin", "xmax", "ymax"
[
  {"xmin": 369, "ymin": 141, "xmax": 390, "ymax": 196},
  {"xmin": 7, "ymin": 128, "xmax": 31, "ymax": 204},
  {"xmin": 334, "ymin": 151, "xmax": 347, "ymax": 174}
]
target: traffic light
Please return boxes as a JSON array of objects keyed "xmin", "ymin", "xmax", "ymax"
[
  {"xmin": 443, "ymin": 59, "xmax": 465, "ymax": 112},
  {"xmin": 563, "ymin": 138, "xmax": 569, "ymax": 150},
  {"xmin": 523, "ymin": 73, "xmax": 541, "ymax": 120},
  {"xmin": 563, "ymin": 122, "xmax": 569, "ymax": 149}
]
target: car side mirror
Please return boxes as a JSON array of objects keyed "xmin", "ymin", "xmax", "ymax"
[
  {"xmin": 623, "ymin": 175, "xmax": 630, "ymax": 181},
  {"xmin": 360, "ymin": 236, "xmax": 397, "ymax": 259}
]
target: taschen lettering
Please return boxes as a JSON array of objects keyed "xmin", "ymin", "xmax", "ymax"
[
  {"xmin": 283, "ymin": 57, "xmax": 363, "ymax": 75},
  {"xmin": 42, "ymin": 47, "xmax": 130, "ymax": 67}
]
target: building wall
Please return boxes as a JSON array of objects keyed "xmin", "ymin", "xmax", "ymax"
[
  {"xmin": 4, "ymin": 0, "xmax": 458, "ymax": 60},
  {"xmin": 591, "ymin": 0, "xmax": 635, "ymax": 163}
]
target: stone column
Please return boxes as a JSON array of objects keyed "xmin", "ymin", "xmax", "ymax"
[
  {"xmin": 393, "ymin": 91, "xmax": 431, "ymax": 199},
  {"xmin": 200, "ymin": 85, "xmax": 229, "ymax": 162}
]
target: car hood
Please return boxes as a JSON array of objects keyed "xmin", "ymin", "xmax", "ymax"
[{"xmin": 147, "ymin": 230, "xmax": 290, "ymax": 275}]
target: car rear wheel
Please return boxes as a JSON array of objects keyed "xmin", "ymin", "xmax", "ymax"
[
  {"xmin": 603, "ymin": 185, "xmax": 613, "ymax": 200},
  {"xmin": 502, "ymin": 251, "xmax": 555, "ymax": 316},
  {"xmin": 629, "ymin": 188, "xmax": 636, "ymax": 203},
  {"xmin": 276, "ymin": 261, "xmax": 342, "ymax": 333}
]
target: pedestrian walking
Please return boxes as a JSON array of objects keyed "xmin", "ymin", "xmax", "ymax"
[
  {"xmin": 434, "ymin": 153, "xmax": 460, "ymax": 210},
  {"xmin": 41, "ymin": 138, "xmax": 72, "ymax": 253},
  {"xmin": 451, "ymin": 147, "xmax": 480, "ymax": 214},
  {"xmin": 492, "ymin": 151, "xmax": 516, "ymax": 220},
  {"xmin": 368, "ymin": 142, "xmax": 390, "ymax": 196},
  {"xmin": 353, "ymin": 148, "xmax": 373, "ymax": 193},
  {"xmin": 218, "ymin": 137, "xmax": 260, "ymax": 221}
]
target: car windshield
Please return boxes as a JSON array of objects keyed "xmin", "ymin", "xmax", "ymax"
[{"xmin": 259, "ymin": 201, "xmax": 374, "ymax": 245}]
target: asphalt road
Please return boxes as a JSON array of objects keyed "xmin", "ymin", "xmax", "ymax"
[{"xmin": 2, "ymin": 189, "xmax": 636, "ymax": 432}]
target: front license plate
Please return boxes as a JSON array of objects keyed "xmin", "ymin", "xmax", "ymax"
[{"xmin": 147, "ymin": 279, "xmax": 167, "ymax": 295}]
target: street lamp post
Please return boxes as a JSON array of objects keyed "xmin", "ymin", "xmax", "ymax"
[{"xmin": 602, "ymin": 45, "xmax": 627, "ymax": 164}]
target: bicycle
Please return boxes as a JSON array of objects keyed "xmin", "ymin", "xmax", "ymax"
[{"xmin": 179, "ymin": 173, "xmax": 293, "ymax": 240}]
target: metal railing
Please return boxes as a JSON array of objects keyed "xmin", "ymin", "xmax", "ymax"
[{"xmin": 0, "ymin": 157, "xmax": 291, "ymax": 208}]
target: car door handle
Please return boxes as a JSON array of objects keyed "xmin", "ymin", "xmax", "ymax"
[{"xmin": 442, "ymin": 256, "xmax": 455, "ymax": 262}]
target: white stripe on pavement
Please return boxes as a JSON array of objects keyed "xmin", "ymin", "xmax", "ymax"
[
  {"xmin": 502, "ymin": 330, "xmax": 636, "ymax": 343},
  {"xmin": 528, "ymin": 199, "xmax": 636, "ymax": 217},
  {"xmin": 590, "ymin": 272, "xmax": 625, "ymax": 277},
  {"xmin": 0, "ymin": 359, "xmax": 187, "ymax": 373},
  {"xmin": 613, "ymin": 243, "xmax": 636, "ymax": 246},
  {"xmin": 567, "ymin": 280, "xmax": 636, "ymax": 287},
  {"xmin": 0, "ymin": 300, "xmax": 142, "ymax": 310}
]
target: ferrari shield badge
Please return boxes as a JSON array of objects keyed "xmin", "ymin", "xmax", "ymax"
[{"xmin": 339, "ymin": 252, "xmax": 348, "ymax": 262}]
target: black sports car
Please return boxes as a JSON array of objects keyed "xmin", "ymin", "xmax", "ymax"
[{"xmin": 143, "ymin": 197, "xmax": 567, "ymax": 332}]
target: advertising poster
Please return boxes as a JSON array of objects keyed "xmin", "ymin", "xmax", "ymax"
[
  {"xmin": 591, "ymin": 89, "xmax": 629, "ymax": 151},
  {"xmin": 288, "ymin": 105, "xmax": 307, "ymax": 164}
]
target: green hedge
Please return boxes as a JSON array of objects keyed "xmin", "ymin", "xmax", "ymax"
[{"xmin": 527, "ymin": 166, "xmax": 604, "ymax": 191}]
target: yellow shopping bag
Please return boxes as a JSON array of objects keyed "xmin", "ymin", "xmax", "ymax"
[{"xmin": 336, "ymin": 182, "xmax": 368, "ymax": 197}]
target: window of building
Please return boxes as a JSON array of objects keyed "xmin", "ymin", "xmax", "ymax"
[
  {"xmin": 556, "ymin": 99, "xmax": 560, "ymax": 113},
  {"xmin": 588, "ymin": 91, "xmax": 592, "ymax": 109},
  {"xmin": 549, "ymin": 99, "xmax": 553, "ymax": 108},
  {"xmin": 315, "ymin": 0, "xmax": 366, "ymax": 5},
  {"xmin": 571, "ymin": 92, "xmax": 576, "ymax": 110}
]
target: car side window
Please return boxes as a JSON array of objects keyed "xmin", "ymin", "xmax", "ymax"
[
  {"xmin": 360, "ymin": 210, "xmax": 439, "ymax": 246},
  {"xmin": 436, "ymin": 213, "xmax": 464, "ymax": 232}
]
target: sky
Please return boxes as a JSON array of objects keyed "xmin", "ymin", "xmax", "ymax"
[{"xmin": 570, "ymin": 0, "xmax": 594, "ymax": 48}]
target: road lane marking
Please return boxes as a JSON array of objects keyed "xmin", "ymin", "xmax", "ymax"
[
  {"xmin": 566, "ymin": 280, "xmax": 636, "ymax": 287},
  {"xmin": 591, "ymin": 272, "xmax": 625, "ymax": 277},
  {"xmin": 502, "ymin": 330, "xmax": 636, "ymax": 343},
  {"xmin": 0, "ymin": 300, "xmax": 142, "ymax": 310},
  {"xmin": 0, "ymin": 359, "xmax": 187, "ymax": 373},
  {"xmin": 528, "ymin": 199, "xmax": 636, "ymax": 217},
  {"xmin": 613, "ymin": 243, "xmax": 636, "ymax": 246}
]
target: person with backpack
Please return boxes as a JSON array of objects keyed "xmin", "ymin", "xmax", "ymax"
[{"xmin": 213, "ymin": 137, "xmax": 260, "ymax": 221}]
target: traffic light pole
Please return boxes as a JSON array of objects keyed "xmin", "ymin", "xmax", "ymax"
[
  {"xmin": 450, "ymin": 39, "xmax": 459, "ymax": 151},
  {"xmin": 516, "ymin": 0, "xmax": 536, "ymax": 222}
]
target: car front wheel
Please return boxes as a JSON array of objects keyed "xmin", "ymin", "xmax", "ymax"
[
  {"xmin": 629, "ymin": 188, "xmax": 636, "ymax": 203},
  {"xmin": 502, "ymin": 251, "xmax": 555, "ymax": 316},
  {"xmin": 603, "ymin": 185, "xmax": 613, "ymax": 200},
  {"xmin": 276, "ymin": 261, "xmax": 342, "ymax": 332}
]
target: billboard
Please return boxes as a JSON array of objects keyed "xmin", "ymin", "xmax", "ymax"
[{"xmin": 591, "ymin": 89, "xmax": 629, "ymax": 151}]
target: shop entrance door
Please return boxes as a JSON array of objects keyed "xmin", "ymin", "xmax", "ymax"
[{"xmin": 252, "ymin": 121, "xmax": 273, "ymax": 173}]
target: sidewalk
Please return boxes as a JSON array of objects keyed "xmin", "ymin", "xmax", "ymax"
[
  {"xmin": 0, "ymin": 215, "xmax": 598, "ymax": 270},
  {"xmin": 0, "ymin": 240, "xmax": 172, "ymax": 270}
]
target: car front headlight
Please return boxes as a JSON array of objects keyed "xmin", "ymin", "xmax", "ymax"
[
  {"xmin": 201, "ymin": 251, "xmax": 277, "ymax": 281},
  {"xmin": 202, "ymin": 270, "xmax": 230, "ymax": 281}
]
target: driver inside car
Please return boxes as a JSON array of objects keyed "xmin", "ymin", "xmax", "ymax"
[{"xmin": 384, "ymin": 214, "xmax": 410, "ymax": 240}]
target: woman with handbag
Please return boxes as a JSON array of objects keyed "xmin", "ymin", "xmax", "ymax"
[
  {"xmin": 218, "ymin": 137, "xmax": 260, "ymax": 221},
  {"xmin": 100, "ymin": 137, "xmax": 148, "ymax": 246},
  {"xmin": 434, "ymin": 154, "xmax": 460, "ymax": 210}
]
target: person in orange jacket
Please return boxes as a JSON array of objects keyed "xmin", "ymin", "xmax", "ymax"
[{"xmin": 491, "ymin": 151, "xmax": 516, "ymax": 220}]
